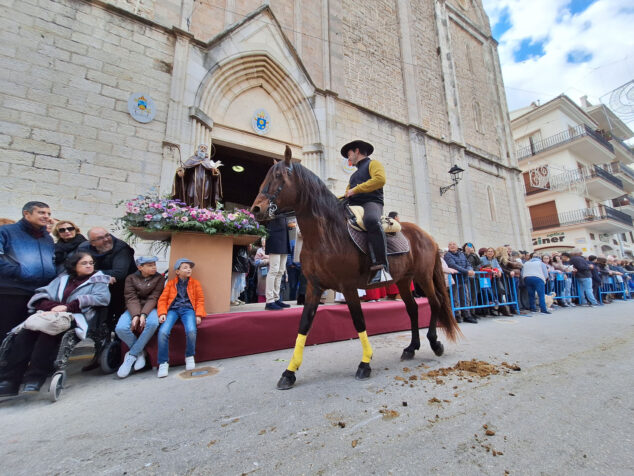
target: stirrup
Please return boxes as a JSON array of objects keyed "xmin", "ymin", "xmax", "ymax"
[{"xmin": 368, "ymin": 268, "xmax": 392, "ymax": 285}]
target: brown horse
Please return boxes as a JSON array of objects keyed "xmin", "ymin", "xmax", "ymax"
[{"xmin": 251, "ymin": 146, "xmax": 460, "ymax": 390}]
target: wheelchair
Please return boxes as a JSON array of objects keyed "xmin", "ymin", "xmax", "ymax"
[{"xmin": 0, "ymin": 307, "xmax": 122, "ymax": 402}]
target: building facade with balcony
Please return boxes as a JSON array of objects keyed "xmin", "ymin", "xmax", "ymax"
[{"xmin": 510, "ymin": 95, "xmax": 634, "ymax": 258}]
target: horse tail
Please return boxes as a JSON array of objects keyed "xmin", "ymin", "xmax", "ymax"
[
  {"xmin": 402, "ymin": 222, "xmax": 462, "ymax": 342},
  {"xmin": 431, "ymin": 248, "xmax": 462, "ymax": 342}
]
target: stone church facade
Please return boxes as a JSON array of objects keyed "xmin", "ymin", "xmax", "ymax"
[{"xmin": 0, "ymin": 0, "xmax": 530, "ymax": 249}]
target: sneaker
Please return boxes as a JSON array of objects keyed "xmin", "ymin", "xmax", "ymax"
[
  {"xmin": 185, "ymin": 356, "xmax": 195, "ymax": 371},
  {"xmin": 276, "ymin": 300, "xmax": 291, "ymax": 308},
  {"xmin": 265, "ymin": 302, "xmax": 283, "ymax": 310},
  {"xmin": 117, "ymin": 352, "xmax": 137, "ymax": 379},
  {"xmin": 157, "ymin": 363, "xmax": 169, "ymax": 378},
  {"xmin": 133, "ymin": 351, "xmax": 146, "ymax": 371}
]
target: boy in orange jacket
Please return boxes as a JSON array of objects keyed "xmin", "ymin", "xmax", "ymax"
[{"xmin": 156, "ymin": 258, "xmax": 205, "ymax": 378}]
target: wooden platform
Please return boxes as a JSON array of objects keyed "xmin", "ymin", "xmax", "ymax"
[{"xmin": 141, "ymin": 298, "xmax": 431, "ymax": 366}]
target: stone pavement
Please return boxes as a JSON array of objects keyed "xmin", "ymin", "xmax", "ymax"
[{"xmin": 1, "ymin": 300, "xmax": 633, "ymax": 475}]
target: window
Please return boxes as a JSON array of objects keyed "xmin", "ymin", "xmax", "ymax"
[
  {"xmin": 621, "ymin": 233, "xmax": 627, "ymax": 242},
  {"xmin": 487, "ymin": 186, "xmax": 497, "ymax": 222},
  {"xmin": 589, "ymin": 233, "xmax": 595, "ymax": 240},
  {"xmin": 473, "ymin": 100, "xmax": 483, "ymax": 133}
]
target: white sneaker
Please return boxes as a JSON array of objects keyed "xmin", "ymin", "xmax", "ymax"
[
  {"xmin": 133, "ymin": 351, "xmax": 146, "ymax": 371},
  {"xmin": 157, "ymin": 362, "xmax": 169, "ymax": 378},
  {"xmin": 185, "ymin": 356, "xmax": 195, "ymax": 371},
  {"xmin": 117, "ymin": 352, "xmax": 136, "ymax": 379}
]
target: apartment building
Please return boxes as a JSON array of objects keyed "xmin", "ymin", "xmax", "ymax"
[{"xmin": 510, "ymin": 95, "xmax": 634, "ymax": 258}]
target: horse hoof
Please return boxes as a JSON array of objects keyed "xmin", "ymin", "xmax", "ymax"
[
  {"xmin": 355, "ymin": 362, "xmax": 371, "ymax": 380},
  {"xmin": 277, "ymin": 370, "xmax": 296, "ymax": 390},
  {"xmin": 432, "ymin": 341, "xmax": 444, "ymax": 357},
  {"xmin": 400, "ymin": 350, "xmax": 415, "ymax": 361}
]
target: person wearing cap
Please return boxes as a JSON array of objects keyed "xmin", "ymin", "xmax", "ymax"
[
  {"xmin": 340, "ymin": 140, "xmax": 390, "ymax": 285},
  {"xmin": 114, "ymin": 256, "xmax": 165, "ymax": 378},
  {"xmin": 156, "ymin": 258, "xmax": 206, "ymax": 378}
]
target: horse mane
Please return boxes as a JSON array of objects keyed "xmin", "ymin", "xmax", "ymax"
[{"xmin": 290, "ymin": 162, "xmax": 349, "ymax": 249}]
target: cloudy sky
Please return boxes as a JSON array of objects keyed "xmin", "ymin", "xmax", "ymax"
[{"xmin": 481, "ymin": 0, "xmax": 634, "ymax": 129}]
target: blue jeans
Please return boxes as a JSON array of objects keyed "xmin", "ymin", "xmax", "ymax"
[
  {"xmin": 158, "ymin": 307, "xmax": 197, "ymax": 364},
  {"xmin": 578, "ymin": 277, "xmax": 598, "ymax": 305},
  {"xmin": 524, "ymin": 276, "xmax": 547, "ymax": 312},
  {"xmin": 115, "ymin": 310, "xmax": 159, "ymax": 357}
]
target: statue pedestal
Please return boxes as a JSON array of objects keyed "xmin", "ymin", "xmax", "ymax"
[
  {"xmin": 129, "ymin": 228, "xmax": 259, "ymax": 314},
  {"xmin": 168, "ymin": 232, "xmax": 259, "ymax": 314}
]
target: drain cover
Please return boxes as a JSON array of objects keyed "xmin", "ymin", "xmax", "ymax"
[{"xmin": 179, "ymin": 366, "xmax": 219, "ymax": 379}]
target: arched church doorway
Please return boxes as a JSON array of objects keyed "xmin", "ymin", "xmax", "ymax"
[{"xmin": 212, "ymin": 143, "xmax": 275, "ymax": 210}]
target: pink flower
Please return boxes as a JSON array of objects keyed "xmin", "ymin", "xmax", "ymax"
[
  {"xmin": 162, "ymin": 212, "xmax": 168, "ymax": 218},
  {"xmin": 144, "ymin": 214, "xmax": 152, "ymax": 221},
  {"xmin": 181, "ymin": 217, "xmax": 188, "ymax": 222},
  {"xmin": 132, "ymin": 207, "xmax": 140, "ymax": 213},
  {"xmin": 227, "ymin": 213, "xmax": 236, "ymax": 220}
]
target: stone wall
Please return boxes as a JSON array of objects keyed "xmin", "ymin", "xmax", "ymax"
[{"xmin": 0, "ymin": 0, "xmax": 174, "ymax": 229}]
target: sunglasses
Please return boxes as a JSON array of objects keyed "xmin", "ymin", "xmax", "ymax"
[{"xmin": 58, "ymin": 226, "xmax": 75, "ymax": 233}]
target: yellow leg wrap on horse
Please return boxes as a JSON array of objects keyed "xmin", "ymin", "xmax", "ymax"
[
  {"xmin": 359, "ymin": 331, "xmax": 373, "ymax": 363},
  {"xmin": 287, "ymin": 334, "xmax": 307, "ymax": 372}
]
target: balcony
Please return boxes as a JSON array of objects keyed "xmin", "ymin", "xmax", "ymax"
[
  {"xmin": 526, "ymin": 164, "xmax": 623, "ymax": 200},
  {"xmin": 612, "ymin": 194, "xmax": 634, "ymax": 218},
  {"xmin": 610, "ymin": 137, "xmax": 634, "ymax": 164},
  {"xmin": 600, "ymin": 161, "xmax": 634, "ymax": 192},
  {"xmin": 516, "ymin": 123, "xmax": 614, "ymax": 161},
  {"xmin": 531, "ymin": 205, "xmax": 633, "ymax": 233}
]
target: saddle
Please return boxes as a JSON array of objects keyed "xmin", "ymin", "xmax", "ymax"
[
  {"xmin": 345, "ymin": 205, "xmax": 410, "ymax": 257},
  {"xmin": 347, "ymin": 205, "xmax": 401, "ymax": 233}
]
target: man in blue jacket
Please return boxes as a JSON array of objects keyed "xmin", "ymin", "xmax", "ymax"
[
  {"xmin": 444, "ymin": 241, "xmax": 477, "ymax": 324},
  {"xmin": 0, "ymin": 201, "xmax": 56, "ymax": 338}
]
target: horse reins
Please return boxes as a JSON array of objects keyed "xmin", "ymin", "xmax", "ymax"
[{"xmin": 261, "ymin": 163, "xmax": 293, "ymax": 218}]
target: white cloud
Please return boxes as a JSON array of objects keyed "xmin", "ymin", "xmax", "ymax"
[{"xmin": 482, "ymin": 0, "xmax": 634, "ymax": 131}]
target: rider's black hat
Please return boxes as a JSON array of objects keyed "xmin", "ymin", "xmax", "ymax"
[{"xmin": 340, "ymin": 140, "xmax": 374, "ymax": 158}]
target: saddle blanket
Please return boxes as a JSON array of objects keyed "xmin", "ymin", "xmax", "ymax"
[{"xmin": 347, "ymin": 222, "xmax": 410, "ymax": 256}]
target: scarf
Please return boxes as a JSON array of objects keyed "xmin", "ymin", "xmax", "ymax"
[{"xmin": 54, "ymin": 234, "xmax": 87, "ymax": 265}]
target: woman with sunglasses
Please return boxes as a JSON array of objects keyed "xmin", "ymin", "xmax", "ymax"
[{"xmin": 52, "ymin": 220, "xmax": 87, "ymax": 274}]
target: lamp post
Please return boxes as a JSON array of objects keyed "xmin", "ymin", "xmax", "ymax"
[{"xmin": 439, "ymin": 165, "xmax": 465, "ymax": 196}]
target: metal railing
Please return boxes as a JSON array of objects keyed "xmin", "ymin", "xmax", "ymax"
[
  {"xmin": 516, "ymin": 123, "xmax": 615, "ymax": 160},
  {"xmin": 531, "ymin": 205, "xmax": 633, "ymax": 231},
  {"xmin": 546, "ymin": 272, "xmax": 581, "ymax": 302},
  {"xmin": 591, "ymin": 164, "xmax": 623, "ymax": 188},
  {"xmin": 447, "ymin": 272, "xmax": 520, "ymax": 315},
  {"xmin": 603, "ymin": 161, "xmax": 634, "ymax": 182}
]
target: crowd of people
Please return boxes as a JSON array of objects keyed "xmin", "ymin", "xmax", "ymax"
[
  {"xmin": 0, "ymin": 201, "xmax": 208, "ymax": 397},
  {"xmin": 440, "ymin": 241, "xmax": 633, "ymax": 324}
]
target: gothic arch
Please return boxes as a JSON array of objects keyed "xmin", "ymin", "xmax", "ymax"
[{"xmin": 194, "ymin": 52, "xmax": 320, "ymax": 147}]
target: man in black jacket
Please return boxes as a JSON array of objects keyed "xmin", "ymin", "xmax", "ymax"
[
  {"xmin": 77, "ymin": 227, "xmax": 136, "ymax": 329},
  {"xmin": 569, "ymin": 248, "xmax": 599, "ymax": 306},
  {"xmin": 264, "ymin": 215, "xmax": 291, "ymax": 310},
  {"xmin": 342, "ymin": 140, "xmax": 390, "ymax": 285}
]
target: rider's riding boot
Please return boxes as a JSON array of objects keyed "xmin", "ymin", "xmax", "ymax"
[{"xmin": 367, "ymin": 230, "xmax": 392, "ymax": 285}]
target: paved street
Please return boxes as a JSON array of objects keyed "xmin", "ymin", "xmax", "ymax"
[{"xmin": 1, "ymin": 300, "xmax": 633, "ymax": 476}]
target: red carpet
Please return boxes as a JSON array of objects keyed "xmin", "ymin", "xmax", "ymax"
[{"xmin": 142, "ymin": 298, "xmax": 430, "ymax": 366}]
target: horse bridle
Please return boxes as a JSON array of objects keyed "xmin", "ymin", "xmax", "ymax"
[{"xmin": 261, "ymin": 163, "xmax": 293, "ymax": 218}]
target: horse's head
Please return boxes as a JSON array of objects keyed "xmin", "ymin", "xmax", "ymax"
[{"xmin": 251, "ymin": 145, "xmax": 297, "ymax": 221}]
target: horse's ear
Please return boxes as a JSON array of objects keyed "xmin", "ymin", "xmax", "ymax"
[{"xmin": 284, "ymin": 145, "xmax": 292, "ymax": 167}]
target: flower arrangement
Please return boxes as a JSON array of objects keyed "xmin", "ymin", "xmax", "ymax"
[{"xmin": 116, "ymin": 193, "xmax": 266, "ymax": 239}]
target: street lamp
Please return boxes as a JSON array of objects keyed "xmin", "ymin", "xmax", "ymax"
[{"xmin": 439, "ymin": 165, "xmax": 464, "ymax": 196}]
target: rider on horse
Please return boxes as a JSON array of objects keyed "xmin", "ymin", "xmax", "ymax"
[{"xmin": 341, "ymin": 140, "xmax": 391, "ymax": 285}]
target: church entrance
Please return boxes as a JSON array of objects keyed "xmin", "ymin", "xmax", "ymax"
[{"xmin": 212, "ymin": 144, "xmax": 275, "ymax": 210}]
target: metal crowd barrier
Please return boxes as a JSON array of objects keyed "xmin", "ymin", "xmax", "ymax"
[
  {"xmin": 447, "ymin": 271, "xmax": 520, "ymax": 315},
  {"xmin": 545, "ymin": 271, "xmax": 580, "ymax": 303},
  {"xmin": 598, "ymin": 274, "xmax": 630, "ymax": 303}
]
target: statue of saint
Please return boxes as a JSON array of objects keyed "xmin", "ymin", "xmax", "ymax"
[{"xmin": 172, "ymin": 144, "xmax": 223, "ymax": 209}]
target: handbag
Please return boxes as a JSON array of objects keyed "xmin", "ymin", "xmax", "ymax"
[{"xmin": 23, "ymin": 310, "xmax": 74, "ymax": 336}]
